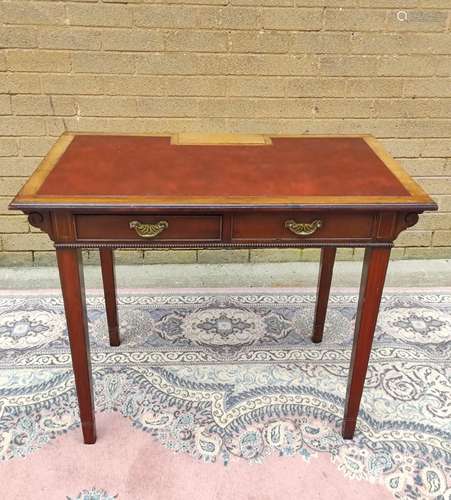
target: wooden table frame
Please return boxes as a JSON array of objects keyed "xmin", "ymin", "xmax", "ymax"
[{"xmin": 10, "ymin": 133, "xmax": 437, "ymax": 444}]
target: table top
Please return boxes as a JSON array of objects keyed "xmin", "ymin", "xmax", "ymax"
[{"xmin": 10, "ymin": 133, "xmax": 436, "ymax": 212}]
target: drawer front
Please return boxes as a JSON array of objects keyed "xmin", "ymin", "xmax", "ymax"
[
  {"xmin": 75, "ymin": 215, "xmax": 222, "ymax": 241},
  {"xmin": 232, "ymin": 212, "xmax": 376, "ymax": 241}
]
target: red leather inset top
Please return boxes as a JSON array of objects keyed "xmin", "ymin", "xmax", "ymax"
[{"xmin": 37, "ymin": 135, "xmax": 409, "ymax": 198}]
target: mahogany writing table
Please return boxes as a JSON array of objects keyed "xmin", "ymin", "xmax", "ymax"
[{"xmin": 9, "ymin": 132, "xmax": 437, "ymax": 444}]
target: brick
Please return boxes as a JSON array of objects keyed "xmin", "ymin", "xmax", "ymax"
[
  {"xmin": 287, "ymin": 78, "xmax": 345, "ymax": 97},
  {"xmin": 104, "ymin": 76, "xmax": 166, "ymax": 96},
  {"xmin": 32, "ymin": 251, "xmax": 56, "ymax": 266},
  {"xmin": 0, "ymin": 2, "xmax": 66, "ymax": 25},
  {"xmin": 38, "ymin": 28, "xmax": 102, "ymax": 51},
  {"xmin": 300, "ymin": 248, "xmax": 320, "ymax": 261},
  {"xmin": 0, "ymin": 177, "xmax": 26, "ymax": 195},
  {"xmin": 0, "ymin": 158, "xmax": 40, "ymax": 176},
  {"xmin": 167, "ymin": 30, "xmax": 227, "ymax": 52},
  {"xmin": 405, "ymin": 247, "xmax": 451, "ymax": 259},
  {"xmin": 43, "ymin": 96, "xmax": 75, "ymax": 116},
  {"xmin": 166, "ymin": 77, "xmax": 227, "ymax": 97},
  {"xmin": 381, "ymin": 139, "xmax": 425, "ymax": 158},
  {"xmin": 200, "ymin": 6, "xmax": 261, "ymax": 30},
  {"xmin": 320, "ymin": 56, "xmax": 378, "ymax": 76},
  {"xmin": 138, "ymin": 97, "xmax": 199, "ymax": 117},
  {"xmin": 234, "ymin": 0, "xmax": 291, "ymax": 4},
  {"xmin": 358, "ymin": 0, "xmax": 445, "ymax": 6},
  {"xmin": 0, "ymin": 251, "xmax": 33, "ymax": 266},
  {"xmin": 0, "ymin": 215, "xmax": 29, "ymax": 233},
  {"xmin": 137, "ymin": 53, "xmax": 318, "ymax": 76},
  {"xmin": 132, "ymin": 0, "xmax": 227, "ymax": 3},
  {"xmin": 0, "ymin": 117, "xmax": 45, "ymax": 136},
  {"xmin": 134, "ymin": 5, "xmax": 200, "ymax": 29},
  {"xmin": 41, "ymin": 75, "xmax": 104, "ymax": 95},
  {"xmin": 102, "ymin": 29, "xmax": 165, "ymax": 52},
  {"xmin": 403, "ymin": 79, "xmax": 451, "ymax": 97},
  {"xmin": 350, "ymin": 33, "xmax": 451, "ymax": 55},
  {"xmin": 336, "ymin": 248, "xmax": 355, "ymax": 261},
  {"xmin": 45, "ymin": 117, "xmax": 65, "ymax": 137},
  {"xmin": 385, "ymin": 9, "xmax": 448, "ymax": 33},
  {"xmin": 2, "ymin": 232, "xmax": 53, "ymax": 251},
  {"xmin": 112, "ymin": 250, "xmax": 144, "ymax": 264},
  {"xmin": 0, "ymin": 95, "xmax": 11, "ymax": 115},
  {"xmin": 18, "ymin": 137, "xmax": 55, "ymax": 157},
  {"xmin": 416, "ymin": 213, "xmax": 451, "ymax": 230},
  {"xmin": 0, "ymin": 197, "xmax": 11, "ymax": 214},
  {"xmin": 198, "ymin": 249, "xmax": 249, "ymax": 263},
  {"xmin": 386, "ymin": 248, "xmax": 405, "ymax": 260},
  {"xmin": 143, "ymin": 250, "xmax": 197, "ymax": 264},
  {"xmin": 345, "ymin": 78, "xmax": 403, "ymax": 98},
  {"xmin": 261, "ymin": 8, "xmax": 322, "ymax": 30},
  {"xmin": 229, "ymin": 31, "xmax": 289, "ymax": 54},
  {"xmin": 250, "ymin": 249, "xmax": 301, "ymax": 263},
  {"xmin": 353, "ymin": 247, "xmax": 405, "ymax": 260},
  {"xmin": 135, "ymin": 5, "xmax": 259, "ymax": 30},
  {"xmin": 403, "ymin": 158, "xmax": 446, "ymax": 176},
  {"xmin": 436, "ymin": 196, "xmax": 451, "ymax": 211},
  {"xmin": 52, "ymin": 96, "xmax": 137, "ymax": 117},
  {"xmin": 373, "ymin": 98, "xmax": 451, "ymax": 118},
  {"xmin": 80, "ymin": 250, "xmax": 99, "ymax": 265},
  {"xmin": 7, "ymin": 50, "xmax": 71, "ymax": 73},
  {"xmin": 396, "ymin": 230, "xmax": 432, "ymax": 246},
  {"xmin": 12, "ymin": 95, "xmax": 52, "ymax": 115},
  {"xmin": 0, "ymin": 26, "xmax": 37, "ymax": 48},
  {"xmin": 364, "ymin": 119, "xmax": 451, "ymax": 138},
  {"xmin": 0, "ymin": 74, "xmax": 42, "ymax": 94},
  {"xmin": 63, "ymin": 116, "xmax": 229, "ymax": 135},
  {"xmin": 313, "ymin": 98, "xmax": 372, "ymax": 118},
  {"xmin": 72, "ymin": 52, "xmax": 135, "ymax": 74},
  {"xmin": 252, "ymin": 98, "xmax": 312, "ymax": 118},
  {"xmin": 293, "ymin": 32, "xmax": 352, "ymax": 55},
  {"xmin": 436, "ymin": 57, "xmax": 451, "ymax": 77},
  {"xmin": 67, "ymin": 4, "xmax": 133, "ymax": 27},
  {"xmin": 0, "ymin": 138, "xmax": 18, "ymax": 157},
  {"xmin": 324, "ymin": 8, "xmax": 386, "ymax": 31},
  {"xmin": 416, "ymin": 177, "xmax": 451, "ymax": 194},
  {"xmin": 229, "ymin": 76, "xmax": 286, "ymax": 97},
  {"xmin": 137, "ymin": 53, "xmax": 222, "ymax": 75},
  {"xmin": 432, "ymin": 231, "xmax": 451, "ymax": 246},
  {"xmin": 377, "ymin": 56, "xmax": 436, "ymax": 77},
  {"xmin": 227, "ymin": 54, "xmax": 318, "ymax": 76}
]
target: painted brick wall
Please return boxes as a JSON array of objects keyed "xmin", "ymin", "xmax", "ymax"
[{"xmin": 0, "ymin": 1, "xmax": 450, "ymax": 266}]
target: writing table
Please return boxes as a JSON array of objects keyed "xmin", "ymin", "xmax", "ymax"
[{"xmin": 9, "ymin": 132, "xmax": 437, "ymax": 444}]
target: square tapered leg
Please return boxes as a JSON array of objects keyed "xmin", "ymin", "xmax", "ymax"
[
  {"xmin": 100, "ymin": 249, "xmax": 120, "ymax": 346},
  {"xmin": 312, "ymin": 247, "xmax": 336, "ymax": 343},
  {"xmin": 342, "ymin": 247, "xmax": 390, "ymax": 439},
  {"xmin": 57, "ymin": 248, "xmax": 96, "ymax": 444}
]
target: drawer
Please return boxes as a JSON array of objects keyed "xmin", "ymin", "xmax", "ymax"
[
  {"xmin": 231, "ymin": 212, "xmax": 376, "ymax": 241},
  {"xmin": 75, "ymin": 214, "xmax": 222, "ymax": 241}
]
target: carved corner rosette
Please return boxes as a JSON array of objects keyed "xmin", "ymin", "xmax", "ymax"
[
  {"xmin": 27, "ymin": 211, "xmax": 52, "ymax": 236},
  {"xmin": 394, "ymin": 212, "xmax": 421, "ymax": 239}
]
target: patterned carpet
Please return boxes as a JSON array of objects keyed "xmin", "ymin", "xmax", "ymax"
[{"xmin": 0, "ymin": 288, "xmax": 450, "ymax": 499}]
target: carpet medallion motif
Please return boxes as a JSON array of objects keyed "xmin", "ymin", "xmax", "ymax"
[{"xmin": 0, "ymin": 290, "xmax": 449, "ymax": 499}]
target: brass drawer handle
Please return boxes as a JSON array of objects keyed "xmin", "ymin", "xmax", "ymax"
[
  {"xmin": 129, "ymin": 220, "xmax": 169, "ymax": 238},
  {"xmin": 284, "ymin": 219, "xmax": 322, "ymax": 236}
]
